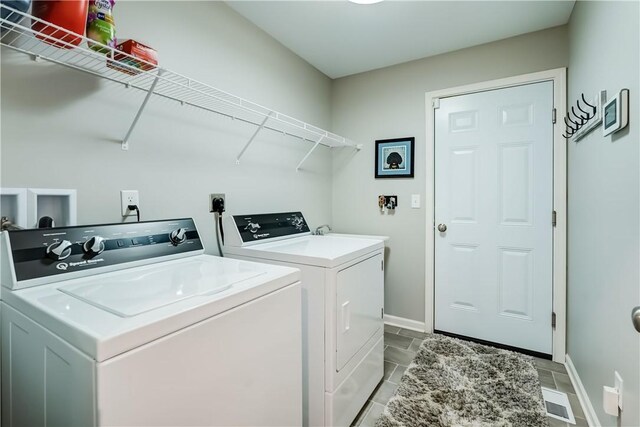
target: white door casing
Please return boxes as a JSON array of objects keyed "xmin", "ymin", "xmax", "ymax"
[
  {"xmin": 424, "ymin": 68, "xmax": 567, "ymax": 362},
  {"xmin": 434, "ymin": 81, "xmax": 553, "ymax": 355}
]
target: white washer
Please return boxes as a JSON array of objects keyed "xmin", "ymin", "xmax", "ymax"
[
  {"xmin": 0, "ymin": 218, "xmax": 302, "ymax": 427},
  {"xmin": 223, "ymin": 212, "xmax": 385, "ymax": 427}
]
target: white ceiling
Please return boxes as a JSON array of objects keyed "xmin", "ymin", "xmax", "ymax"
[{"xmin": 227, "ymin": 1, "xmax": 575, "ymax": 79}]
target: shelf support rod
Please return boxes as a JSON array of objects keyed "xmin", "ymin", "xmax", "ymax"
[
  {"xmin": 296, "ymin": 135, "xmax": 325, "ymax": 172},
  {"xmin": 121, "ymin": 69, "xmax": 164, "ymax": 150},
  {"xmin": 236, "ymin": 112, "xmax": 273, "ymax": 164}
]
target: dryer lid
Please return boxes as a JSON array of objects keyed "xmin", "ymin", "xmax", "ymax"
[
  {"xmin": 58, "ymin": 259, "xmax": 264, "ymax": 317},
  {"xmin": 227, "ymin": 234, "xmax": 385, "ymax": 268}
]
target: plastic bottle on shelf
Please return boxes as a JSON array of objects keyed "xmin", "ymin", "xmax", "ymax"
[
  {"xmin": 86, "ymin": 0, "xmax": 116, "ymax": 54},
  {"xmin": 32, "ymin": 0, "xmax": 89, "ymax": 48}
]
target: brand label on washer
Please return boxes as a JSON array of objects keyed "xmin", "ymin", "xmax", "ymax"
[{"xmin": 53, "ymin": 259, "xmax": 105, "ymax": 271}]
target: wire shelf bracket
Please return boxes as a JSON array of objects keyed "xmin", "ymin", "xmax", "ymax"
[
  {"xmin": 0, "ymin": 4, "xmax": 361, "ymax": 167},
  {"xmin": 236, "ymin": 111, "xmax": 273, "ymax": 164},
  {"xmin": 296, "ymin": 135, "xmax": 325, "ymax": 172},
  {"xmin": 122, "ymin": 69, "xmax": 164, "ymax": 151}
]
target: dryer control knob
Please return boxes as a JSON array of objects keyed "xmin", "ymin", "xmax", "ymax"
[
  {"xmin": 46, "ymin": 240, "xmax": 73, "ymax": 260},
  {"xmin": 170, "ymin": 228, "xmax": 187, "ymax": 246},
  {"xmin": 83, "ymin": 236, "xmax": 105, "ymax": 255}
]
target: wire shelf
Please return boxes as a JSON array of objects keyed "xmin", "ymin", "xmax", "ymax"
[{"xmin": 0, "ymin": 4, "xmax": 358, "ymax": 163}]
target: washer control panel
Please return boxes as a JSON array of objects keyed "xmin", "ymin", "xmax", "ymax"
[
  {"xmin": 4, "ymin": 218, "xmax": 203, "ymax": 284},
  {"xmin": 231, "ymin": 212, "xmax": 310, "ymax": 243}
]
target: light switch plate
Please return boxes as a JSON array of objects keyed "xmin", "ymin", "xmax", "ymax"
[{"xmin": 411, "ymin": 194, "xmax": 421, "ymax": 209}]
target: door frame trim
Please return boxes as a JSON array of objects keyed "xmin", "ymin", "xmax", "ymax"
[{"xmin": 424, "ymin": 68, "xmax": 567, "ymax": 363}]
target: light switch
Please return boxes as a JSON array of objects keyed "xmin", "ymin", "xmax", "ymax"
[{"xmin": 411, "ymin": 194, "xmax": 421, "ymax": 209}]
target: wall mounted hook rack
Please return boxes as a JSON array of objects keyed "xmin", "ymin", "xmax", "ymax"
[{"xmin": 563, "ymin": 91, "xmax": 606, "ymax": 141}]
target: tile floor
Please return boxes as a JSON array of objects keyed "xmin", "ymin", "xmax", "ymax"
[
  {"xmin": 534, "ymin": 357, "xmax": 588, "ymax": 427},
  {"xmin": 352, "ymin": 325, "xmax": 587, "ymax": 427}
]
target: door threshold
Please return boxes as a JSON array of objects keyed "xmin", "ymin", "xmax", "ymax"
[{"xmin": 434, "ymin": 330, "xmax": 552, "ymax": 360}]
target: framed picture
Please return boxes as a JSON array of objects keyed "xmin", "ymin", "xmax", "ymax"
[{"xmin": 375, "ymin": 137, "xmax": 415, "ymax": 178}]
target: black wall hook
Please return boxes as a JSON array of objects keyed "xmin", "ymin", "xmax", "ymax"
[
  {"xmin": 581, "ymin": 93, "xmax": 596, "ymax": 112},
  {"xmin": 564, "ymin": 117, "xmax": 577, "ymax": 133},
  {"xmin": 566, "ymin": 114, "xmax": 579, "ymax": 129},
  {"xmin": 577, "ymin": 97, "xmax": 595, "ymax": 120},
  {"xmin": 571, "ymin": 106, "xmax": 587, "ymax": 124}
]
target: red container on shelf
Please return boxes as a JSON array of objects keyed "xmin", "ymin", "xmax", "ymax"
[
  {"xmin": 32, "ymin": 0, "xmax": 89, "ymax": 48},
  {"xmin": 107, "ymin": 39, "xmax": 158, "ymax": 75}
]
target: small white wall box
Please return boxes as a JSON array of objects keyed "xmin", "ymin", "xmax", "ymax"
[
  {"xmin": 603, "ymin": 385, "xmax": 620, "ymax": 416},
  {"xmin": 27, "ymin": 188, "xmax": 77, "ymax": 228},
  {"xmin": 1, "ymin": 188, "xmax": 28, "ymax": 228},
  {"xmin": 603, "ymin": 89, "xmax": 629, "ymax": 136}
]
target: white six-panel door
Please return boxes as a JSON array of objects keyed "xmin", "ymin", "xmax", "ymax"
[{"xmin": 434, "ymin": 81, "xmax": 554, "ymax": 354}]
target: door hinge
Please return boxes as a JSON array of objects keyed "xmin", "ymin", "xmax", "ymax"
[
  {"xmin": 432, "ymin": 98, "xmax": 440, "ymax": 109},
  {"xmin": 381, "ymin": 308, "xmax": 384, "ymax": 319},
  {"xmin": 552, "ymin": 210, "xmax": 557, "ymax": 227},
  {"xmin": 552, "ymin": 108, "xmax": 557, "ymax": 124},
  {"xmin": 552, "ymin": 312, "xmax": 557, "ymax": 328},
  {"xmin": 381, "ymin": 260, "xmax": 384, "ymax": 271}
]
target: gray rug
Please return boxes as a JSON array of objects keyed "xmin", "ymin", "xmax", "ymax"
[{"xmin": 375, "ymin": 334, "xmax": 549, "ymax": 427}]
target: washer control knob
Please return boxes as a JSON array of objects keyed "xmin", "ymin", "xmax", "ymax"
[
  {"xmin": 170, "ymin": 228, "xmax": 187, "ymax": 246},
  {"xmin": 46, "ymin": 240, "xmax": 73, "ymax": 260},
  {"xmin": 245, "ymin": 222, "xmax": 261, "ymax": 233},
  {"xmin": 83, "ymin": 236, "xmax": 105, "ymax": 255}
]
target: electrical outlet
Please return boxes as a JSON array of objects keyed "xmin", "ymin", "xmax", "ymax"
[
  {"xmin": 379, "ymin": 195, "xmax": 398, "ymax": 212},
  {"xmin": 385, "ymin": 195, "xmax": 397, "ymax": 210},
  {"xmin": 209, "ymin": 193, "xmax": 225, "ymax": 213},
  {"xmin": 121, "ymin": 190, "xmax": 139, "ymax": 216}
]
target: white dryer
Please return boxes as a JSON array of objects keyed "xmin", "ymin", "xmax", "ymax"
[
  {"xmin": 0, "ymin": 218, "xmax": 302, "ymax": 426},
  {"xmin": 224, "ymin": 212, "xmax": 385, "ymax": 427}
]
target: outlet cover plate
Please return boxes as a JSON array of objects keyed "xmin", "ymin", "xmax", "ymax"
[
  {"xmin": 209, "ymin": 193, "xmax": 225, "ymax": 213},
  {"xmin": 121, "ymin": 190, "xmax": 139, "ymax": 216}
]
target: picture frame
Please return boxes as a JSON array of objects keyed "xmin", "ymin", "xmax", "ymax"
[{"xmin": 375, "ymin": 137, "xmax": 415, "ymax": 178}]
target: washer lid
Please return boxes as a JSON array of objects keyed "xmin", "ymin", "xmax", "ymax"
[{"xmin": 58, "ymin": 259, "xmax": 264, "ymax": 317}]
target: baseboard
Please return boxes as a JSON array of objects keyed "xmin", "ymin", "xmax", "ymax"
[
  {"xmin": 383, "ymin": 314, "xmax": 426, "ymax": 332},
  {"xmin": 565, "ymin": 354, "xmax": 601, "ymax": 427}
]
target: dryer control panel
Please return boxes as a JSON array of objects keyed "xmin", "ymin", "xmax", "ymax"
[
  {"xmin": 226, "ymin": 212, "xmax": 310, "ymax": 246},
  {"xmin": 1, "ymin": 218, "xmax": 203, "ymax": 288}
]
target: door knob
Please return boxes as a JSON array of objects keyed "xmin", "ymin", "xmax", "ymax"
[
  {"xmin": 437, "ymin": 224, "xmax": 447, "ymax": 232},
  {"xmin": 632, "ymin": 306, "xmax": 640, "ymax": 333}
]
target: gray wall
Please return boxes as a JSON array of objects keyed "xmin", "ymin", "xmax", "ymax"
[
  {"xmin": 1, "ymin": 1, "xmax": 334, "ymax": 252},
  {"xmin": 330, "ymin": 26, "xmax": 569, "ymax": 323},
  {"xmin": 567, "ymin": 1, "xmax": 639, "ymax": 425}
]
